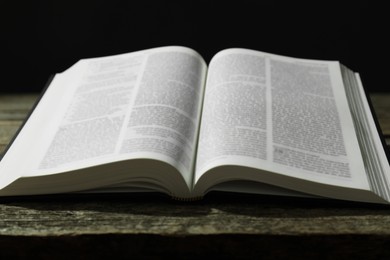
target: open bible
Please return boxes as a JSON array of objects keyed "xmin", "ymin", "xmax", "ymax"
[{"xmin": 1, "ymin": 46, "xmax": 389, "ymax": 203}]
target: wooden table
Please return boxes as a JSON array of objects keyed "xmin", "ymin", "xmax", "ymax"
[{"xmin": 1, "ymin": 94, "xmax": 390, "ymax": 258}]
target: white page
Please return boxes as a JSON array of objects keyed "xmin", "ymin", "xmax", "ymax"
[
  {"xmin": 118, "ymin": 47, "xmax": 207, "ymax": 186},
  {"xmin": 195, "ymin": 48, "xmax": 370, "ymax": 190},
  {"xmin": 0, "ymin": 46, "xmax": 206, "ymax": 190}
]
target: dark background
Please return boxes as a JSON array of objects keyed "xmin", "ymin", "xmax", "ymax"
[{"xmin": 2, "ymin": 0, "xmax": 389, "ymax": 93}]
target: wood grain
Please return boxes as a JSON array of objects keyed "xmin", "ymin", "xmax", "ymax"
[
  {"xmin": 1, "ymin": 194, "xmax": 390, "ymax": 236},
  {"xmin": 370, "ymin": 94, "xmax": 390, "ymax": 136},
  {"xmin": 0, "ymin": 194, "xmax": 389, "ymax": 258},
  {"xmin": 0, "ymin": 94, "xmax": 37, "ymax": 120}
]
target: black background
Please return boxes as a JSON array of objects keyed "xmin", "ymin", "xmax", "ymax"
[{"xmin": 2, "ymin": 0, "xmax": 389, "ymax": 93}]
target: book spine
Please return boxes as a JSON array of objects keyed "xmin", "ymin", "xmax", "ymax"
[{"xmin": 170, "ymin": 195, "xmax": 204, "ymax": 202}]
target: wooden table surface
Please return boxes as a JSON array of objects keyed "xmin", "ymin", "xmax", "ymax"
[{"xmin": 1, "ymin": 93, "xmax": 390, "ymax": 258}]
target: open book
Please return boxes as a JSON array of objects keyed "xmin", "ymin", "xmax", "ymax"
[{"xmin": 1, "ymin": 46, "xmax": 389, "ymax": 203}]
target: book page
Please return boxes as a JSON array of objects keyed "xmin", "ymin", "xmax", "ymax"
[
  {"xmin": 117, "ymin": 48, "xmax": 206, "ymax": 186},
  {"xmin": 0, "ymin": 47, "xmax": 206, "ymax": 190},
  {"xmin": 194, "ymin": 49, "xmax": 370, "ymax": 192}
]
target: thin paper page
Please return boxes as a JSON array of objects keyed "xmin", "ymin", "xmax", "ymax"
[
  {"xmin": 1, "ymin": 47, "xmax": 206, "ymax": 191},
  {"xmin": 118, "ymin": 47, "xmax": 207, "ymax": 185},
  {"xmin": 195, "ymin": 48, "xmax": 370, "ymax": 190},
  {"xmin": 36, "ymin": 47, "xmax": 206, "ymax": 187}
]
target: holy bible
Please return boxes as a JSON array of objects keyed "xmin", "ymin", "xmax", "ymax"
[{"xmin": 1, "ymin": 46, "xmax": 389, "ymax": 203}]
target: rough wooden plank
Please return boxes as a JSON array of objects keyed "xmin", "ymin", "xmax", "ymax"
[
  {"xmin": 1, "ymin": 194, "xmax": 390, "ymax": 258},
  {"xmin": 0, "ymin": 94, "xmax": 38, "ymax": 111},
  {"xmin": 0, "ymin": 122, "xmax": 23, "ymax": 155},
  {"xmin": 0, "ymin": 122, "xmax": 22, "ymax": 146},
  {"xmin": 0, "ymin": 94, "xmax": 36, "ymax": 153},
  {"xmin": 370, "ymin": 93, "xmax": 390, "ymax": 135},
  {"xmin": 0, "ymin": 94, "xmax": 38, "ymax": 120},
  {"xmin": 0, "ymin": 111, "xmax": 31, "ymax": 121},
  {"xmin": 0, "ymin": 194, "xmax": 390, "ymax": 237}
]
